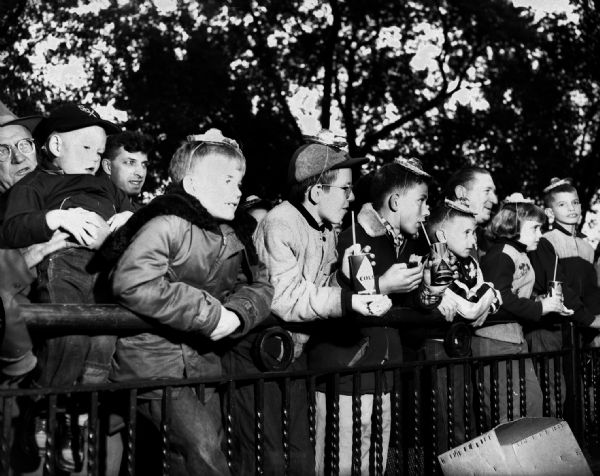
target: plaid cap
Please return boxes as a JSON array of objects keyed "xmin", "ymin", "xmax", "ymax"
[
  {"xmin": 288, "ymin": 143, "xmax": 367, "ymax": 183},
  {"xmin": 34, "ymin": 103, "xmax": 120, "ymax": 143},
  {"xmin": 0, "ymin": 114, "xmax": 42, "ymax": 133}
]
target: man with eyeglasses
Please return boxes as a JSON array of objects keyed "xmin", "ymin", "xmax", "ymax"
[{"xmin": 0, "ymin": 111, "xmax": 73, "ymax": 471}]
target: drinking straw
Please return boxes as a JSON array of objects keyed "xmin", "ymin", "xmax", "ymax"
[
  {"xmin": 553, "ymin": 254, "xmax": 558, "ymax": 282},
  {"xmin": 351, "ymin": 211, "xmax": 357, "ymax": 252},
  {"xmin": 420, "ymin": 221, "xmax": 432, "ymax": 247}
]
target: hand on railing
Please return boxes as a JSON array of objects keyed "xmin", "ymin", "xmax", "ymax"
[
  {"xmin": 438, "ymin": 294, "xmax": 458, "ymax": 322},
  {"xmin": 210, "ymin": 307, "xmax": 241, "ymax": 341},
  {"xmin": 351, "ymin": 294, "xmax": 392, "ymax": 317}
]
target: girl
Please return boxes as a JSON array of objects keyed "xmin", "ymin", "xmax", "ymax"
[{"xmin": 476, "ymin": 193, "xmax": 565, "ymax": 425}]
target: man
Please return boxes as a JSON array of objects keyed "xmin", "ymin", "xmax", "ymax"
[
  {"xmin": 0, "ymin": 109, "xmax": 75, "ymax": 472},
  {"xmin": 101, "ymin": 131, "xmax": 152, "ymax": 209},
  {"xmin": 444, "ymin": 167, "xmax": 499, "ymax": 256}
]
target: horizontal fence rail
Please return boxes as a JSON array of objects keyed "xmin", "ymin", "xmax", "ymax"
[{"xmin": 2, "ymin": 304, "xmax": 599, "ymax": 475}]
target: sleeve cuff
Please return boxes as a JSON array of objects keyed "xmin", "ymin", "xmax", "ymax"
[{"xmin": 341, "ymin": 289, "xmax": 353, "ymax": 316}]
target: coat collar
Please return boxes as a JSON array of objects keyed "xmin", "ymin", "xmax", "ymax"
[
  {"xmin": 95, "ymin": 184, "xmax": 258, "ymax": 270},
  {"xmin": 290, "ymin": 200, "xmax": 332, "ymax": 231},
  {"xmin": 552, "ymin": 221, "xmax": 585, "ymax": 239},
  {"xmin": 357, "ymin": 203, "xmax": 388, "ymax": 237}
]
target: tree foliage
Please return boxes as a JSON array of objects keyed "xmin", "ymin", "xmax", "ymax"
[{"xmin": 1, "ymin": 0, "xmax": 599, "ymax": 206}]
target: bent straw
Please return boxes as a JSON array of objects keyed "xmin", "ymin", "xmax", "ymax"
[
  {"xmin": 420, "ymin": 221, "xmax": 432, "ymax": 247},
  {"xmin": 553, "ymin": 254, "xmax": 558, "ymax": 282},
  {"xmin": 351, "ymin": 211, "xmax": 357, "ymax": 253}
]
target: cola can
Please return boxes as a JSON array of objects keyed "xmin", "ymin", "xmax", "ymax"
[
  {"xmin": 349, "ymin": 254, "xmax": 376, "ymax": 295},
  {"xmin": 430, "ymin": 242, "xmax": 454, "ymax": 286}
]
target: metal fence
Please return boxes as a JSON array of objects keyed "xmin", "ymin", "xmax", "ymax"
[{"xmin": 1, "ymin": 305, "xmax": 599, "ymax": 475}]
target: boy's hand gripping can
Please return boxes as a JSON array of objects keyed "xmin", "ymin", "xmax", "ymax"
[{"xmin": 349, "ymin": 253, "xmax": 376, "ymax": 294}]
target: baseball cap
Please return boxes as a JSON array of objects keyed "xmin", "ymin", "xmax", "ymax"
[
  {"xmin": 0, "ymin": 114, "xmax": 42, "ymax": 133},
  {"xmin": 35, "ymin": 103, "xmax": 120, "ymax": 143},
  {"xmin": 288, "ymin": 130, "xmax": 368, "ymax": 183}
]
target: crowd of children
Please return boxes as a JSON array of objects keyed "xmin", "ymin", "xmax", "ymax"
[{"xmin": 1, "ymin": 102, "xmax": 600, "ymax": 475}]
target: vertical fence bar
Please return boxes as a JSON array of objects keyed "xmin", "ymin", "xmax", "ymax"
[
  {"xmin": 590, "ymin": 350, "xmax": 600, "ymax": 446},
  {"xmin": 563, "ymin": 322, "xmax": 582, "ymax": 439},
  {"xmin": 308, "ymin": 376, "xmax": 316, "ymax": 450},
  {"xmin": 446, "ymin": 364, "xmax": 455, "ymax": 451},
  {"xmin": 225, "ymin": 380, "xmax": 234, "ymax": 471},
  {"xmin": 326, "ymin": 373, "xmax": 340, "ymax": 476},
  {"xmin": 126, "ymin": 389, "xmax": 137, "ymax": 476},
  {"xmin": 582, "ymin": 350, "xmax": 592, "ymax": 447},
  {"xmin": 476, "ymin": 362, "xmax": 485, "ymax": 434},
  {"xmin": 542, "ymin": 356, "xmax": 551, "ymax": 417},
  {"xmin": 373, "ymin": 369, "xmax": 383, "ymax": 476},
  {"xmin": 282, "ymin": 377, "xmax": 291, "ymax": 476},
  {"xmin": 413, "ymin": 366, "xmax": 423, "ymax": 475},
  {"xmin": 426, "ymin": 365, "xmax": 437, "ymax": 475},
  {"xmin": 0, "ymin": 397, "xmax": 11, "ymax": 476},
  {"xmin": 351, "ymin": 372, "xmax": 361, "ymax": 476},
  {"xmin": 519, "ymin": 358, "xmax": 527, "ymax": 418},
  {"xmin": 45, "ymin": 394, "xmax": 58, "ymax": 476},
  {"xmin": 490, "ymin": 360, "xmax": 499, "ymax": 426},
  {"xmin": 391, "ymin": 368, "xmax": 401, "ymax": 474},
  {"xmin": 254, "ymin": 378, "xmax": 265, "ymax": 476},
  {"xmin": 506, "ymin": 360, "xmax": 513, "ymax": 421},
  {"xmin": 554, "ymin": 355, "xmax": 562, "ymax": 419},
  {"xmin": 160, "ymin": 387, "xmax": 171, "ymax": 476},
  {"xmin": 87, "ymin": 391, "xmax": 99, "ymax": 476},
  {"xmin": 463, "ymin": 362, "xmax": 471, "ymax": 442}
]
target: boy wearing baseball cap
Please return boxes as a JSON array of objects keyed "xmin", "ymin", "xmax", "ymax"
[
  {"xmin": 225, "ymin": 130, "xmax": 392, "ymax": 475},
  {"xmin": 2, "ymin": 103, "xmax": 133, "ymax": 386}
]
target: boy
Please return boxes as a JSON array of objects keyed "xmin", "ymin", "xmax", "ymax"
[
  {"xmin": 1, "ymin": 103, "xmax": 133, "ymax": 387},
  {"xmin": 309, "ymin": 158, "xmax": 449, "ymax": 475},
  {"xmin": 107, "ymin": 128, "xmax": 273, "ymax": 475},
  {"xmin": 101, "ymin": 130, "xmax": 152, "ymax": 210},
  {"xmin": 424, "ymin": 198, "xmax": 501, "ymax": 451},
  {"xmin": 224, "ymin": 130, "xmax": 391, "ymax": 476},
  {"xmin": 528, "ymin": 178, "xmax": 600, "ymax": 414}
]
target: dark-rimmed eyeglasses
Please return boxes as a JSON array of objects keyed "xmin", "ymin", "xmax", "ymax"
[
  {"xmin": 321, "ymin": 184, "xmax": 353, "ymax": 199},
  {"xmin": 0, "ymin": 138, "xmax": 36, "ymax": 163}
]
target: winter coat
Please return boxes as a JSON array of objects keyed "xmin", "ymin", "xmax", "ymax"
[{"xmin": 107, "ymin": 188, "xmax": 273, "ymax": 396}]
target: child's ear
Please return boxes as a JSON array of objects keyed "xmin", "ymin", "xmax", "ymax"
[
  {"xmin": 182, "ymin": 175, "xmax": 197, "ymax": 197},
  {"xmin": 388, "ymin": 192, "xmax": 399, "ymax": 212},
  {"xmin": 544, "ymin": 208, "xmax": 554, "ymax": 220},
  {"xmin": 46, "ymin": 134, "xmax": 62, "ymax": 157},
  {"xmin": 435, "ymin": 229, "xmax": 447, "ymax": 243},
  {"xmin": 101, "ymin": 158, "xmax": 112, "ymax": 176},
  {"xmin": 307, "ymin": 185, "xmax": 320, "ymax": 205}
]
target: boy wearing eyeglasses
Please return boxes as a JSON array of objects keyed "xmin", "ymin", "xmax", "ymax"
[{"xmin": 225, "ymin": 131, "xmax": 392, "ymax": 476}]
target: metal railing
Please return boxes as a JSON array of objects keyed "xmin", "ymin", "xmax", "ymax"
[{"xmin": 1, "ymin": 304, "xmax": 598, "ymax": 475}]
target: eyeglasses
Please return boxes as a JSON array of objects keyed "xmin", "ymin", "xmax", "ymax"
[
  {"xmin": 321, "ymin": 184, "xmax": 353, "ymax": 199},
  {"xmin": 0, "ymin": 138, "xmax": 36, "ymax": 162}
]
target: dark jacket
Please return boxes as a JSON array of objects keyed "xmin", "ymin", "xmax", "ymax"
[
  {"xmin": 528, "ymin": 223, "xmax": 599, "ymax": 326},
  {"xmin": 2, "ymin": 168, "xmax": 132, "ymax": 247},
  {"xmin": 107, "ymin": 188, "xmax": 273, "ymax": 396},
  {"xmin": 480, "ymin": 238, "xmax": 543, "ymax": 323},
  {"xmin": 307, "ymin": 203, "xmax": 430, "ymax": 395}
]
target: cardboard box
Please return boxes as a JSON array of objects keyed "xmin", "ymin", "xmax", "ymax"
[{"xmin": 438, "ymin": 417, "xmax": 592, "ymax": 475}]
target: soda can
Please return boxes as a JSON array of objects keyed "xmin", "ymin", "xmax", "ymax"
[
  {"xmin": 430, "ymin": 242, "xmax": 454, "ymax": 286},
  {"xmin": 349, "ymin": 254, "xmax": 376, "ymax": 295},
  {"xmin": 548, "ymin": 280, "xmax": 563, "ymax": 300}
]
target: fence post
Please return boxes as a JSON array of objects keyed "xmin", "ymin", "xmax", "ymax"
[{"xmin": 563, "ymin": 321, "xmax": 582, "ymax": 438}]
